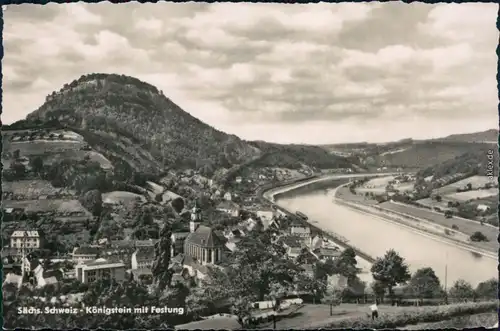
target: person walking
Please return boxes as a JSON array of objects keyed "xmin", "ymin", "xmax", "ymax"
[{"xmin": 370, "ymin": 302, "xmax": 379, "ymax": 320}]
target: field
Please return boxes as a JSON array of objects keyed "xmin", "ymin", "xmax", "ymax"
[
  {"xmin": 261, "ymin": 301, "xmax": 497, "ymax": 330},
  {"xmin": 379, "ymin": 201, "xmax": 498, "ymax": 253},
  {"xmin": 415, "ymin": 198, "xmax": 451, "ymax": 211},
  {"xmin": 3, "ymin": 199, "xmax": 91, "ymax": 215},
  {"xmin": 45, "ymin": 150, "xmax": 113, "ymax": 169},
  {"xmin": 357, "ymin": 176, "xmax": 395, "ymax": 194},
  {"xmin": 435, "ymin": 176, "xmax": 497, "ymax": 195},
  {"xmin": 3, "ymin": 140, "xmax": 85, "ymax": 156},
  {"xmin": 378, "ymin": 142, "xmax": 491, "ymax": 168},
  {"xmin": 318, "ymin": 301, "xmax": 497, "ymax": 329},
  {"xmin": 393, "ymin": 182, "xmax": 415, "ymax": 192},
  {"xmin": 2, "ymin": 180, "xmax": 60, "ymax": 198},
  {"xmin": 401, "ymin": 312, "xmax": 498, "ymax": 330},
  {"xmin": 103, "ymin": 191, "xmax": 147, "ymax": 205},
  {"xmin": 445, "ymin": 188, "xmax": 498, "ymax": 202}
]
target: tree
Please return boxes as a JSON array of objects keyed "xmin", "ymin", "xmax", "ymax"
[
  {"xmin": 406, "ymin": 267, "xmax": 442, "ymax": 300},
  {"xmin": 171, "ymin": 197, "xmax": 184, "ymax": 214},
  {"xmin": 79, "ymin": 189, "xmax": 103, "ymax": 217},
  {"xmin": 474, "ymin": 278, "xmax": 498, "ymax": 299},
  {"xmin": 370, "ymin": 249, "xmax": 411, "ymax": 301},
  {"xmin": 10, "ymin": 162, "xmax": 26, "ymax": 180},
  {"xmin": 30, "ymin": 156, "xmax": 44, "ymax": 174},
  {"xmin": 151, "ymin": 224, "xmax": 173, "ymax": 291},
  {"xmin": 435, "ymin": 195, "xmax": 442, "ymax": 202},
  {"xmin": 470, "ymin": 231, "xmax": 488, "ymax": 242},
  {"xmin": 322, "ymin": 286, "xmax": 343, "ymax": 316},
  {"xmin": 371, "ymin": 280, "xmax": 386, "ymax": 302},
  {"xmin": 333, "ymin": 247, "xmax": 359, "ymax": 281},
  {"xmin": 448, "ymin": 279, "xmax": 475, "ymax": 302}
]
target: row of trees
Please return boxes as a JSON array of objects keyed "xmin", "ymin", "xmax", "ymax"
[{"xmin": 370, "ymin": 249, "xmax": 498, "ymax": 303}]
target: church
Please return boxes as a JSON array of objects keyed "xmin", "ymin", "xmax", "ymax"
[{"xmin": 182, "ymin": 204, "xmax": 225, "ymax": 265}]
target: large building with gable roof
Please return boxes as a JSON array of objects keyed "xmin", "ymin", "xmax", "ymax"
[{"xmin": 183, "ymin": 204, "xmax": 225, "ymax": 265}]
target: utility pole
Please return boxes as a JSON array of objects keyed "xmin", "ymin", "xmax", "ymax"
[{"xmin": 444, "ymin": 251, "xmax": 448, "ymax": 304}]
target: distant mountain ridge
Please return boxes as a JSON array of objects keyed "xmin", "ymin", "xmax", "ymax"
[
  {"xmin": 435, "ymin": 129, "xmax": 498, "ymax": 143},
  {"xmin": 5, "ymin": 73, "xmax": 356, "ymax": 177}
]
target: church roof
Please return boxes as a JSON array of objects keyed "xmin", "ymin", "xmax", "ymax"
[{"xmin": 185, "ymin": 225, "xmax": 225, "ymax": 248}]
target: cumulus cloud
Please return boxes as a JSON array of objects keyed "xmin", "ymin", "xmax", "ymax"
[{"xmin": 2, "ymin": 2, "xmax": 498, "ymax": 144}]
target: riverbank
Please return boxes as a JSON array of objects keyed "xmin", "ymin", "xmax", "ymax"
[{"xmin": 334, "ymin": 187, "xmax": 497, "ymax": 259}]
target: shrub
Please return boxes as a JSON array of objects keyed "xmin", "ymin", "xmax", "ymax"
[
  {"xmin": 451, "ymin": 224, "xmax": 459, "ymax": 230},
  {"xmin": 470, "ymin": 231, "xmax": 488, "ymax": 242}
]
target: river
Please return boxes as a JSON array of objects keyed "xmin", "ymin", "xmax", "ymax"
[{"xmin": 276, "ymin": 188, "xmax": 498, "ymax": 287}]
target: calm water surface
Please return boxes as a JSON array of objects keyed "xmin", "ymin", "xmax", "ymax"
[{"xmin": 277, "ymin": 190, "xmax": 497, "ymax": 287}]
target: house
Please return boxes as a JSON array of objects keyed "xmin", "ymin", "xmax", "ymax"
[
  {"xmin": 287, "ymin": 247, "xmax": 302, "ymax": 259},
  {"xmin": 184, "ymin": 206, "xmax": 226, "ymax": 265},
  {"xmin": 3, "ymin": 273, "xmax": 23, "ymax": 288},
  {"xmin": 290, "ymin": 225, "xmax": 311, "ymax": 238},
  {"xmin": 131, "ymin": 246, "xmax": 155, "ymax": 270},
  {"xmin": 308, "ymin": 234, "xmax": 324, "ymax": 251},
  {"xmin": 130, "ymin": 268, "xmax": 153, "ymax": 283},
  {"xmin": 256, "ymin": 207, "xmax": 275, "ymax": 222},
  {"xmin": 477, "ymin": 204, "xmax": 490, "ymax": 212},
  {"xmin": 224, "ymin": 192, "xmax": 232, "ymax": 201},
  {"xmin": 216, "ymin": 200, "xmax": 240, "ymax": 217},
  {"xmin": 314, "ymin": 247, "xmax": 342, "ymax": 261},
  {"xmin": 224, "ymin": 227, "xmax": 245, "ymax": 240},
  {"xmin": 10, "ymin": 230, "xmax": 42, "ymax": 256},
  {"xmin": 278, "ymin": 236, "xmax": 303, "ymax": 250},
  {"xmin": 301, "ymin": 264, "xmax": 315, "ymax": 278},
  {"xmin": 171, "ymin": 232, "xmax": 190, "ymax": 256},
  {"xmin": 135, "ymin": 239, "xmax": 159, "ymax": 248},
  {"xmin": 72, "ymin": 246, "xmax": 100, "ymax": 264},
  {"xmin": 261, "ymin": 218, "xmax": 280, "ymax": 231},
  {"xmin": 33, "ymin": 265, "xmax": 63, "ymax": 288},
  {"xmin": 243, "ymin": 217, "xmax": 257, "ymax": 231},
  {"xmin": 75, "ymin": 258, "xmax": 126, "ymax": 284}
]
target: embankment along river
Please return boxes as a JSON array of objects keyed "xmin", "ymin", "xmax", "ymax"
[{"xmin": 272, "ymin": 176, "xmax": 498, "ymax": 287}]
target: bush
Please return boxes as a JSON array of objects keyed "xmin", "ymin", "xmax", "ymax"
[
  {"xmin": 451, "ymin": 224, "xmax": 459, "ymax": 230},
  {"xmin": 470, "ymin": 231, "xmax": 488, "ymax": 242}
]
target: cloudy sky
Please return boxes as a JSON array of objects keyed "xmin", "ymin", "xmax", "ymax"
[{"xmin": 3, "ymin": 2, "xmax": 498, "ymax": 144}]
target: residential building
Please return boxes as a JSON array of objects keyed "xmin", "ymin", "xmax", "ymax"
[
  {"xmin": 315, "ymin": 247, "xmax": 342, "ymax": 261},
  {"xmin": 135, "ymin": 239, "xmax": 159, "ymax": 248},
  {"xmin": 256, "ymin": 207, "xmax": 275, "ymax": 222},
  {"xmin": 290, "ymin": 225, "xmax": 311, "ymax": 238},
  {"xmin": 216, "ymin": 200, "xmax": 240, "ymax": 217},
  {"xmin": 33, "ymin": 265, "xmax": 62, "ymax": 288},
  {"xmin": 131, "ymin": 246, "xmax": 155, "ymax": 270},
  {"xmin": 224, "ymin": 192, "xmax": 232, "ymax": 201},
  {"xmin": 261, "ymin": 218, "xmax": 280, "ymax": 231},
  {"xmin": 477, "ymin": 204, "xmax": 490, "ymax": 212},
  {"xmin": 184, "ymin": 206, "xmax": 226, "ymax": 265},
  {"xmin": 286, "ymin": 247, "xmax": 302, "ymax": 259},
  {"xmin": 10, "ymin": 230, "xmax": 42, "ymax": 255},
  {"xmin": 235, "ymin": 176, "xmax": 243, "ymax": 184},
  {"xmin": 72, "ymin": 246, "xmax": 100, "ymax": 264},
  {"xmin": 75, "ymin": 258, "xmax": 126, "ymax": 284},
  {"xmin": 301, "ymin": 264, "xmax": 315, "ymax": 278}
]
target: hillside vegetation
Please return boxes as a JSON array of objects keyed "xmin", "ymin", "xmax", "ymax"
[{"xmin": 6, "ymin": 73, "xmax": 356, "ymax": 177}]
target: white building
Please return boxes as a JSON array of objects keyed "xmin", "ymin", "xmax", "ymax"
[
  {"xmin": 477, "ymin": 204, "xmax": 490, "ymax": 212},
  {"xmin": 72, "ymin": 246, "xmax": 100, "ymax": 264},
  {"xmin": 75, "ymin": 258, "xmax": 126, "ymax": 284},
  {"xmin": 216, "ymin": 200, "xmax": 240, "ymax": 217},
  {"xmin": 10, "ymin": 230, "xmax": 41, "ymax": 255},
  {"xmin": 131, "ymin": 247, "xmax": 155, "ymax": 270},
  {"xmin": 224, "ymin": 192, "xmax": 232, "ymax": 201}
]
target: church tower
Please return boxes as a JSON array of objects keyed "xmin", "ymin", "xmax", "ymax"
[{"xmin": 190, "ymin": 202, "xmax": 202, "ymax": 233}]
